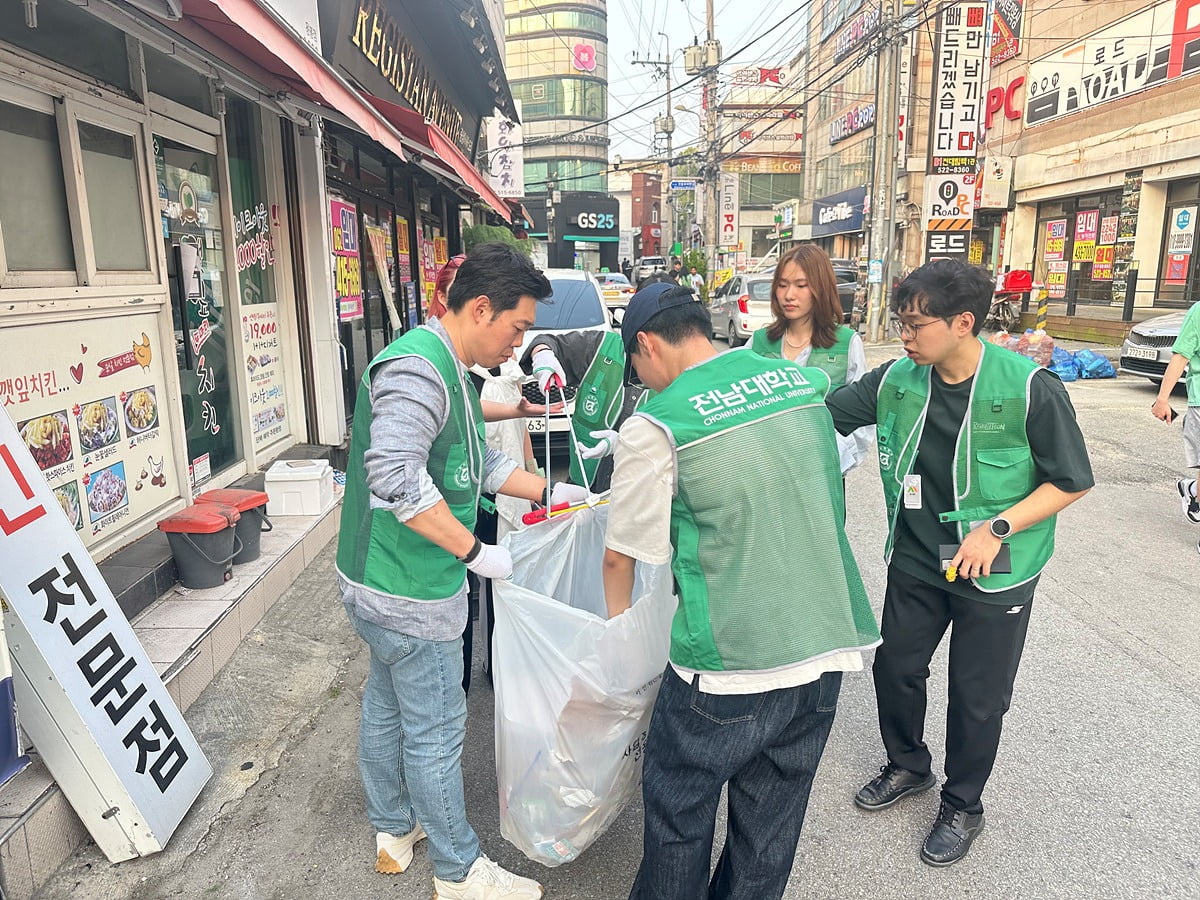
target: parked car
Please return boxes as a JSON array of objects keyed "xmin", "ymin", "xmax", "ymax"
[
  {"xmin": 831, "ymin": 264, "xmax": 860, "ymax": 324},
  {"xmin": 634, "ymin": 255, "xmax": 666, "ymax": 283},
  {"xmin": 596, "ymin": 271, "xmax": 635, "ymax": 311},
  {"xmin": 708, "ymin": 273, "xmax": 773, "ymax": 346},
  {"xmin": 517, "ymin": 269, "xmax": 612, "ymax": 447},
  {"xmin": 1119, "ymin": 311, "xmax": 1190, "ymax": 385}
]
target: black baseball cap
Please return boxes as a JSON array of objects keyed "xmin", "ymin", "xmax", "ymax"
[{"xmin": 620, "ymin": 282, "xmax": 697, "ymax": 354}]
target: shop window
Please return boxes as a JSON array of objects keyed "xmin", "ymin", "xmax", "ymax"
[
  {"xmin": 0, "ymin": 0, "xmax": 132, "ymax": 94},
  {"xmin": 226, "ymin": 95, "xmax": 278, "ymax": 307},
  {"xmin": 359, "ymin": 148, "xmax": 389, "ymax": 192},
  {"xmin": 0, "ymin": 99, "xmax": 75, "ymax": 272},
  {"xmin": 78, "ymin": 122, "xmax": 149, "ymax": 271},
  {"xmin": 144, "ymin": 47, "xmax": 214, "ymax": 116},
  {"xmin": 739, "ymin": 173, "xmax": 803, "ymax": 207}
]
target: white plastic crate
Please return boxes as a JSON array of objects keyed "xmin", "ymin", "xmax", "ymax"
[{"xmin": 264, "ymin": 459, "xmax": 334, "ymax": 516}]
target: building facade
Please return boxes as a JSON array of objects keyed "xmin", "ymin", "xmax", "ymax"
[
  {"xmin": 985, "ymin": 0, "xmax": 1200, "ymax": 312},
  {"xmin": 0, "ymin": 0, "xmax": 515, "ymax": 565}
]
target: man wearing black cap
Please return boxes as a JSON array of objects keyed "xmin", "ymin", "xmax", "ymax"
[{"xmin": 603, "ymin": 283, "xmax": 881, "ymax": 899}]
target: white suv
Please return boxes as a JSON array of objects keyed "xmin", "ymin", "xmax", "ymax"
[{"xmin": 518, "ymin": 269, "xmax": 613, "ymax": 446}]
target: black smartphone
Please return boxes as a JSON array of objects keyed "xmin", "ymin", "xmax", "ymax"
[{"xmin": 939, "ymin": 543, "xmax": 1012, "ymax": 575}]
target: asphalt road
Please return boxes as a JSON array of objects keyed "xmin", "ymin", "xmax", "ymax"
[{"xmin": 39, "ymin": 340, "xmax": 1200, "ymax": 900}]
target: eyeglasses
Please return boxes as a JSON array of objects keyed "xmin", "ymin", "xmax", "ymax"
[{"xmin": 892, "ymin": 318, "xmax": 948, "ymax": 338}]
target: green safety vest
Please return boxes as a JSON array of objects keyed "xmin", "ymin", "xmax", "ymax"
[
  {"xmin": 336, "ymin": 327, "xmax": 485, "ymax": 601},
  {"xmin": 637, "ymin": 351, "xmax": 880, "ymax": 672},
  {"xmin": 751, "ymin": 324, "xmax": 855, "ymax": 386},
  {"xmin": 568, "ymin": 331, "xmax": 627, "ymax": 487},
  {"xmin": 875, "ymin": 339, "xmax": 1055, "ymax": 593}
]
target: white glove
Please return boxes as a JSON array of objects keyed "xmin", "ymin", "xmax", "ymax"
[
  {"xmin": 463, "ymin": 541, "xmax": 513, "ymax": 580},
  {"xmin": 531, "ymin": 347, "xmax": 566, "ymax": 398},
  {"xmin": 576, "ymin": 429, "xmax": 620, "ymax": 460},
  {"xmin": 550, "ymin": 482, "xmax": 590, "ymax": 507}
]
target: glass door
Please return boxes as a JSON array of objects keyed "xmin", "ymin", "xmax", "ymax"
[{"xmin": 156, "ymin": 134, "xmax": 243, "ymax": 489}]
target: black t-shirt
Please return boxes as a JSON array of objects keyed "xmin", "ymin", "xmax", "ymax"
[{"xmin": 826, "ymin": 359, "xmax": 1094, "ymax": 604}]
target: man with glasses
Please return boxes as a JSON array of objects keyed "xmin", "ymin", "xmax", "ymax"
[{"xmin": 825, "ymin": 259, "xmax": 1093, "ymax": 867}]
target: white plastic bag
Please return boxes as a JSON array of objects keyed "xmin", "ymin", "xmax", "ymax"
[{"xmin": 493, "ymin": 505, "xmax": 675, "ymax": 866}]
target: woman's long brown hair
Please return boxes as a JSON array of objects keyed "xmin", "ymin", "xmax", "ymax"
[{"xmin": 765, "ymin": 244, "xmax": 843, "ymax": 348}]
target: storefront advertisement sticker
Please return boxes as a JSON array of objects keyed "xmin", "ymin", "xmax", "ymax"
[
  {"xmin": 331, "ymin": 199, "xmax": 363, "ymax": 323},
  {"xmin": 242, "ymin": 305, "xmax": 287, "ymax": 451}
]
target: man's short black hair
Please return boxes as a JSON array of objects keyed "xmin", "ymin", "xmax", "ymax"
[
  {"xmin": 628, "ymin": 288, "xmax": 711, "ymax": 354},
  {"xmin": 891, "ymin": 259, "xmax": 994, "ymax": 336},
  {"xmin": 446, "ymin": 242, "xmax": 552, "ymax": 315}
]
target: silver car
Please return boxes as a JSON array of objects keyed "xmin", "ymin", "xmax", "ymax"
[
  {"xmin": 708, "ymin": 274, "xmax": 773, "ymax": 346},
  {"xmin": 1119, "ymin": 311, "xmax": 1189, "ymax": 385}
]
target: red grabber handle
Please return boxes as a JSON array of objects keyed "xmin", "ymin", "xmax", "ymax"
[{"xmin": 521, "ymin": 502, "xmax": 572, "ymax": 526}]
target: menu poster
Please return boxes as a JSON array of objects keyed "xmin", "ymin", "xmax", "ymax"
[
  {"xmin": 396, "ymin": 216, "xmax": 413, "ymax": 282},
  {"xmin": 0, "ymin": 314, "xmax": 178, "ymax": 549},
  {"xmin": 433, "ymin": 236, "xmax": 449, "ymax": 267},
  {"xmin": 417, "ymin": 229, "xmax": 439, "ymax": 320},
  {"xmin": 330, "ymin": 199, "xmax": 363, "ymax": 322},
  {"xmin": 242, "ymin": 305, "xmax": 287, "ymax": 451}
]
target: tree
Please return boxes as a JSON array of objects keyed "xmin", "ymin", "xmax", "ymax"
[{"xmin": 462, "ymin": 224, "xmax": 531, "ymax": 256}]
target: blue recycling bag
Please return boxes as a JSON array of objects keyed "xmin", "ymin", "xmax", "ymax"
[
  {"xmin": 1049, "ymin": 346, "xmax": 1077, "ymax": 382},
  {"xmin": 1074, "ymin": 348, "xmax": 1116, "ymax": 379}
]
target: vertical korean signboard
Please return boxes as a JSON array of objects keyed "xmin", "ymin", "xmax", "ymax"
[
  {"xmin": 990, "ymin": 0, "xmax": 1023, "ymax": 66},
  {"xmin": 922, "ymin": 2, "xmax": 988, "ymax": 261},
  {"xmin": 718, "ymin": 172, "xmax": 740, "ymax": 248},
  {"xmin": 330, "ymin": 199, "xmax": 363, "ymax": 322},
  {"xmin": 0, "ymin": 410, "xmax": 211, "ymax": 860},
  {"xmin": 486, "ymin": 102, "xmax": 525, "ymax": 199}
]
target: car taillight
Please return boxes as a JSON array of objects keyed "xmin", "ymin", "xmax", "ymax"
[{"xmin": 737, "ymin": 294, "xmax": 750, "ymax": 314}]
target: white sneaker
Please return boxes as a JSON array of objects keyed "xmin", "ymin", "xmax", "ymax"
[
  {"xmin": 432, "ymin": 854, "xmax": 544, "ymax": 899},
  {"xmin": 1179, "ymin": 478, "xmax": 1200, "ymax": 524},
  {"xmin": 375, "ymin": 824, "xmax": 427, "ymax": 874}
]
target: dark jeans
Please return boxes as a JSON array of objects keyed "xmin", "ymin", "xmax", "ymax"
[
  {"xmin": 874, "ymin": 565, "xmax": 1033, "ymax": 814},
  {"xmin": 630, "ymin": 667, "xmax": 842, "ymax": 900}
]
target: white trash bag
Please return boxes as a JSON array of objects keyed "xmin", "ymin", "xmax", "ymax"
[{"xmin": 493, "ymin": 505, "xmax": 675, "ymax": 866}]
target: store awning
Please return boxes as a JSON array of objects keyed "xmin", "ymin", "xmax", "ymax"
[
  {"xmin": 176, "ymin": 0, "xmax": 408, "ymax": 163},
  {"xmin": 366, "ymin": 96, "xmax": 512, "ymax": 224}
]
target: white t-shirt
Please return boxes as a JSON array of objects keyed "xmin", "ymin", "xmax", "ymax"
[
  {"xmin": 605, "ymin": 414, "xmax": 864, "ymax": 695},
  {"xmin": 766, "ymin": 332, "xmax": 875, "ymax": 473},
  {"xmin": 689, "ymin": 273, "xmax": 705, "ymax": 292}
]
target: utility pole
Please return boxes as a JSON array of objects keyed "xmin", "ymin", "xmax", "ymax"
[
  {"xmin": 685, "ymin": 6, "xmax": 722, "ymax": 273},
  {"xmin": 634, "ymin": 37, "xmax": 676, "ymax": 258},
  {"xmin": 865, "ymin": 0, "xmax": 902, "ymax": 343}
]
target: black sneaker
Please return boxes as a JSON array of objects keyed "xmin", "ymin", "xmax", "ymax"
[
  {"xmin": 920, "ymin": 799, "xmax": 985, "ymax": 867},
  {"xmin": 1179, "ymin": 478, "xmax": 1200, "ymax": 524},
  {"xmin": 854, "ymin": 763, "xmax": 938, "ymax": 811}
]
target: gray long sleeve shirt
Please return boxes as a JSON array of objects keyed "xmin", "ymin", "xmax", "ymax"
[{"xmin": 338, "ymin": 319, "xmax": 519, "ymax": 640}]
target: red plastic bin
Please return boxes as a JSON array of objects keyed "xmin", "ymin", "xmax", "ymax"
[
  {"xmin": 194, "ymin": 488, "xmax": 271, "ymax": 564},
  {"xmin": 158, "ymin": 504, "xmax": 241, "ymax": 588}
]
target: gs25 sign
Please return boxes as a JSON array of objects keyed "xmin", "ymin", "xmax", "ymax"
[{"xmin": 575, "ymin": 212, "xmax": 615, "ymax": 230}]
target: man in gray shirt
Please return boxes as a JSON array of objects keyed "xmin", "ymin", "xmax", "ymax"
[{"xmin": 336, "ymin": 243, "xmax": 586, "ymax": 899}]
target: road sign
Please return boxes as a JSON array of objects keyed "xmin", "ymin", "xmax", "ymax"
[{"xmin": 670, "ymin": 179, "xmax": 697, "ymax": 191}]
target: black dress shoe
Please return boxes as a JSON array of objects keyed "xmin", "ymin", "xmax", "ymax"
[
  {"xmin": 920, "ymin": 799, "xmax": 985, "ymax": 867},
  {"xmin": 854, "ymin": 763, "xmax": 938, "ymax": 811}
]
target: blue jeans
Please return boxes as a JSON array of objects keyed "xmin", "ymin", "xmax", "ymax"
[
  {"xmin": 346, "ymin": 604, "xmax": 480, "ymax": 881},
  {"xmin": 630, "ymin": 667, "xmax": 842, "ymax": 900}
]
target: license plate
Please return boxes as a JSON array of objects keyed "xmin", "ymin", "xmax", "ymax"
[
  {"xmin": 1125, "ymin": 346, "xmax": 1158, "ymax": 361},
  {"xmin": 526, "ymin": 417, "xmax": 546, "ymax": 432}
]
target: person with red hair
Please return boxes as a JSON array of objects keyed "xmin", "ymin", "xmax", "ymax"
[{"xmin": 428, "ymin": 254, "xmax": 466, "ymax": 320}]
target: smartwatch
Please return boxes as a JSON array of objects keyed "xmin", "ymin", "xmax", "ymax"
[{"xmin": 988, "ymin": 516, "xmax": 1013, "ymax": 539}]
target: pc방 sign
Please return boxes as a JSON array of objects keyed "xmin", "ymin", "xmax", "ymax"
[
  {"xmin": 0, "ymin": 409, "xmax": 211, "ymax": 861},
  {"xmin": 719, "ymin": 172, "xmax": 739, "ymax": 248}
]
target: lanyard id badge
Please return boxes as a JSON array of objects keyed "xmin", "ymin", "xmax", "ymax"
[{"xmin": 903, "ymin": 474, "xmax": 922, "ymax": 509}]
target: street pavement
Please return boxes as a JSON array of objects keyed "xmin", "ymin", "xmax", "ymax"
[{"xmin": 39, "ymin": 338, "xmax": 1200, "ymax": 900}]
